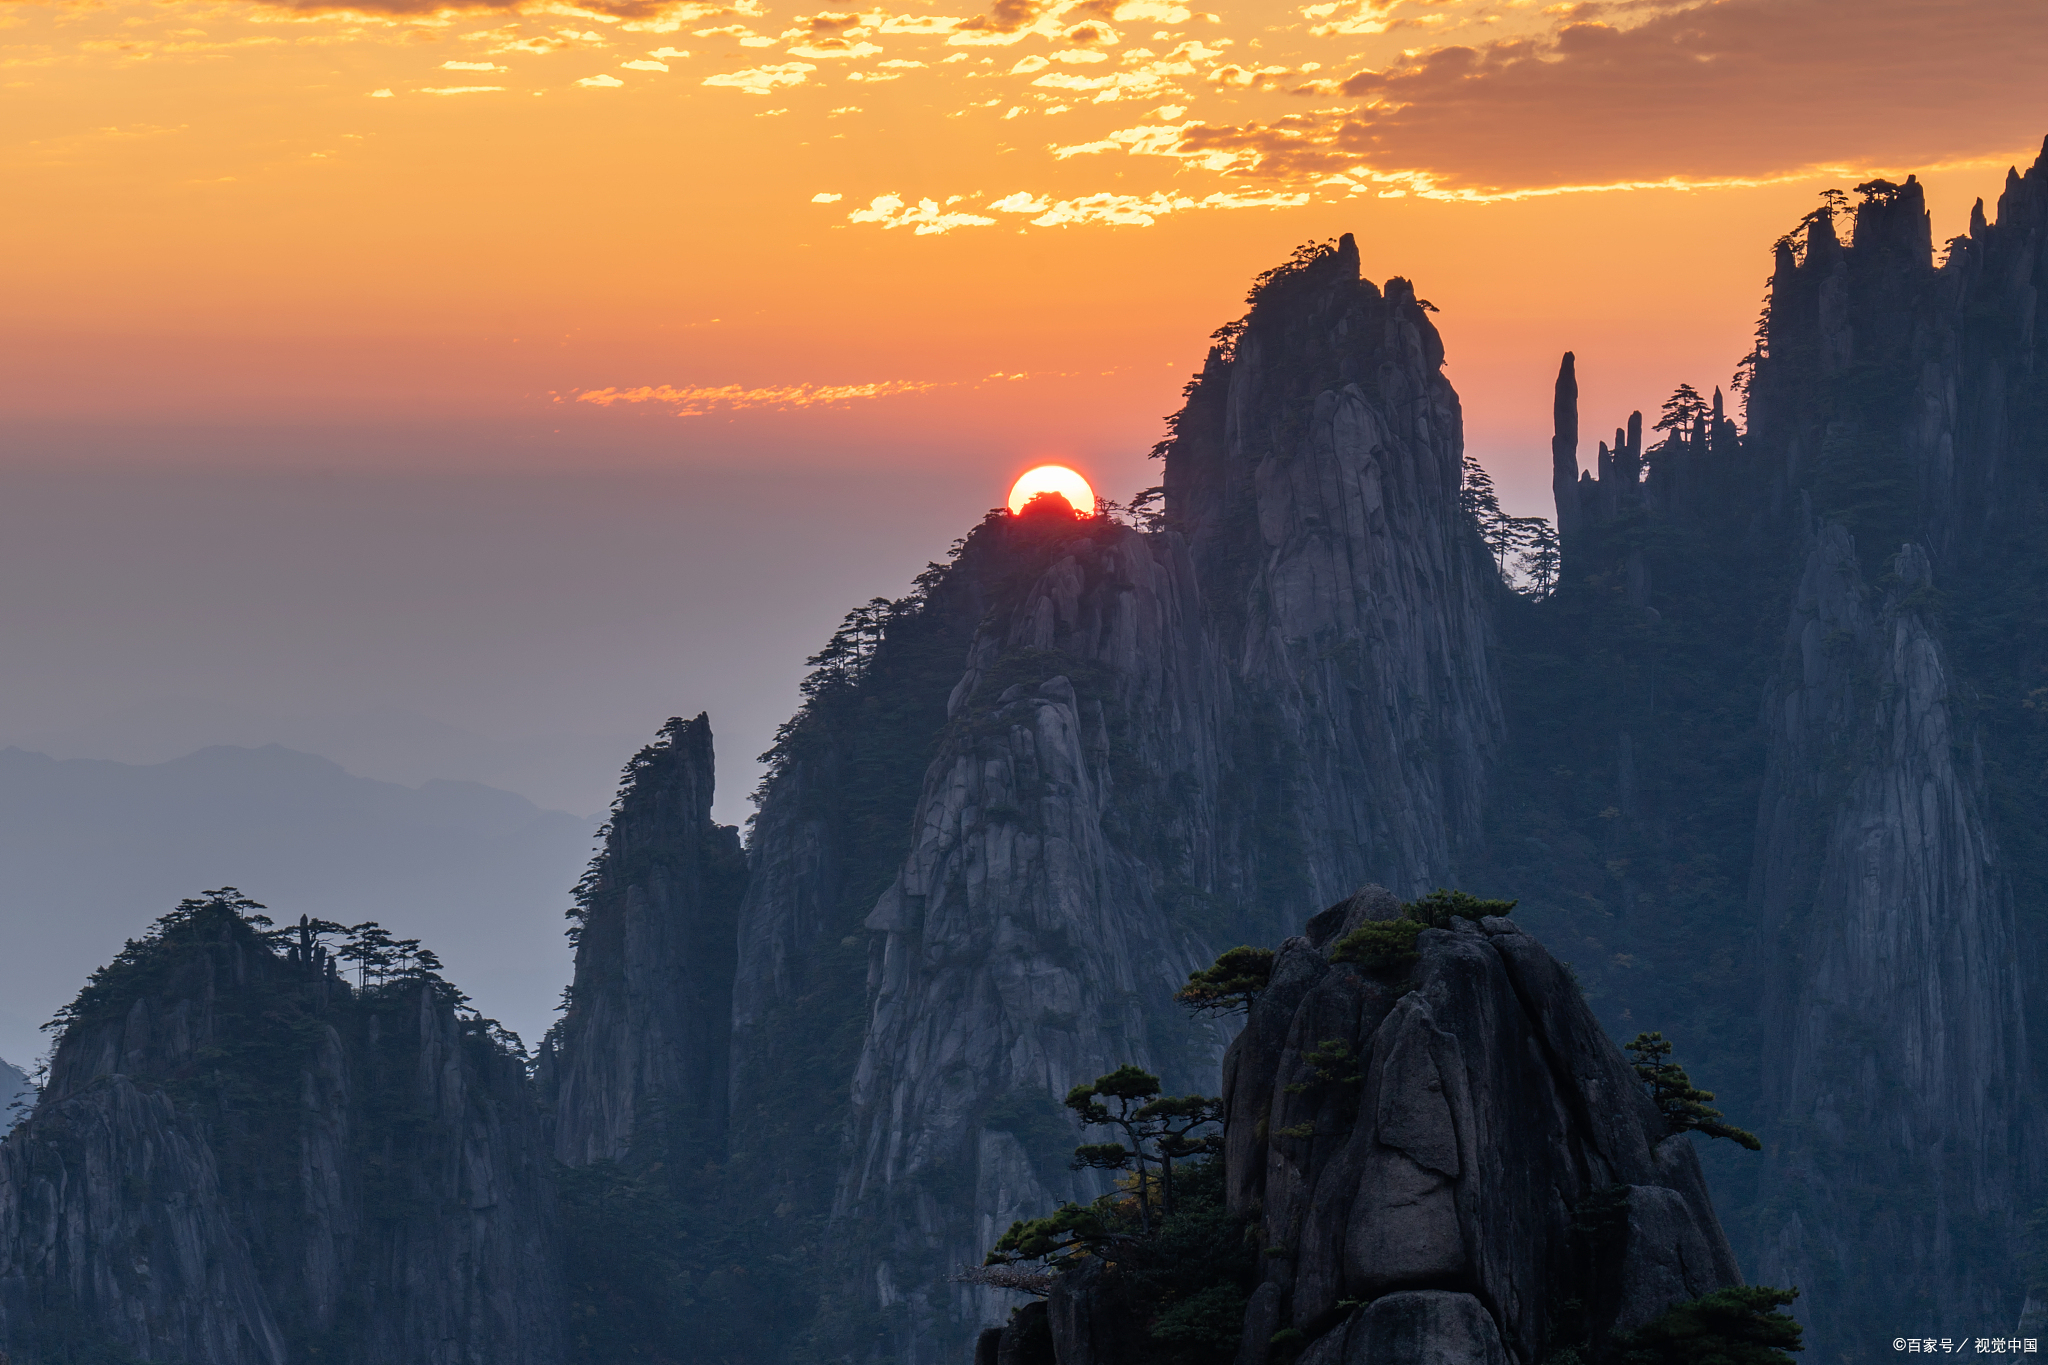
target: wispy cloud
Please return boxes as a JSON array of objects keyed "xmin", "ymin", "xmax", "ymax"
[
  {"xmin": 701, "ymin": 60, "xmax": 814, "ymax": 91},
  {"xmin": 844, "ymin": 184, "xmax": 1306, "ymax": 233},
  {"xmin": 572, "ymin": 378, "xmax": 942, "ymax": 415},
  {"xmin": 846, "ymin": 194, "xmax": 998, "ymax": 233}
]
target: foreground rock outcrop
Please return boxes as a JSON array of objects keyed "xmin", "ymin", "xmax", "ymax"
[
  {"xmin": 977, "ymin": 895, "xmax": 1742, "ymax": 1365},
  {"xmin": 1234, "ymin": 898, "xmax": 1739, "ymax": 1363},
  {"xmin": 0, "ymin": 894, "xmax": 562, "ymax": 1365}
]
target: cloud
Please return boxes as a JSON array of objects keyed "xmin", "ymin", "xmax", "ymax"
[
  {"xmin": 1206, "ymin": 61, "xmax": 1291, "ymax": 89},
  {"xmin": 465, "ymin": 27, "xmax": 598, "ymax": 55},
  {"xmin": 875, "ymin": 16, "xmax": 960, "ymax": 34},
  {"xmin": 619, "ymin": 56, "xmax": 668, "ymax": 68},
  {"xmin": 575, "ymin": 71, "xmax": 624, "ymax": 83},
  {"xmin": 573, "ymin": 378, "xmax": 942, "ymax": 416},
  {"xmin": 441, "ymin": 58, "xmax": 503, "ymax": 68},
  {"xmin": 1050, "ymin": 119, "xmax": 1187, "ymax": 157},
  {"xmin": 846, "ymin": 193, "xmax": 998, "ymax": 233},
  {"xmin": 845, "ymin": 184, "xmax": 1306, "ymax": 232},
  {"xmin": 695, "ymin": 24, "xmax": 780, "ymax": 44},
  {"xmin": 701, "ymin": 60, "xmax": 814, "ymax": 90},
  {"xmin": 1324, "ymin": 0, "xmax": 2048, "ymax": 192},
  {"xmin": 1301, "ymin": 0, "xmax": 1391, "ymax": 38},
  {"xmin": 951, "ymin": 0, "xmax": 1041, "ymax": 36},
  {"xmin": 990, "ymin": 185, "xmax": 1306, "ymax": 225},
  {"xmin": 1110, "ymin": 0, "xmax": 1187, "ymax": 19},
  {"xmin": 812, "ymin": 191, "xmax": 843, "ymax": 201},
  {"xmin": 237, "ymin": 0, "xmax": 729, "ymax": 20},
  {"xmin": 785, "ymin": 37, "xmax": 883, "ymax": 56}
]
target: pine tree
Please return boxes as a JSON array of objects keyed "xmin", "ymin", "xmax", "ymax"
[
  {"xmin": 1174, "ymin": 946, "xmax": 1275, "ymax": 1014},
  {"xmin": 1461, "ymin": 453, "xmax": 1519, "ymax": 575},
  {"xmin": 1512, "ymin": 517, "xmax": 1561, "ymax": 597},
  {"xmin": 1626, "ymin": 1032, "xmax": 1761, "ymax": 1150},
  {"xmin": 1615, "ymin": 1285, "xmax": 1803, "ymax": 1364}
]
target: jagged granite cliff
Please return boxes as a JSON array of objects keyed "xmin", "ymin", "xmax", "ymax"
[
  {"xmin": 1738, "ymin": 162, "xmax": 2048, "ymax": 1342},
  {"xmin": 1748, "ymin": 528, "xmax": 2025, "ymax": 1332},
  {"xmin": 1485, "ymin": 147, "xmax": 2048, "ymax": 1355},
  {"xmin": 0, "ymin": 893, "xmax": 562, "ymax": 1365},
  {"xmin": 834, "ymin": 239, "xmax": 1501, "ymax": 1360},
  {"xmin": 540, "ymin": 714, "xmax": 746, "ymax": 1167}
]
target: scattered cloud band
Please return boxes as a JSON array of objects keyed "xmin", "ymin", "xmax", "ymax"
[{"xmin": 573, "ymin": 378, "xmax": 942, "ymax": 415}]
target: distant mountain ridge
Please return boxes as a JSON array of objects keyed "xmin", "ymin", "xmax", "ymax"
[{"xmin": 0, "ymin": 742, "xmax": 594, "ymax": 1064}]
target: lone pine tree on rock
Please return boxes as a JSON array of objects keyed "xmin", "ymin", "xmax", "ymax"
[
  {"xmin": 1174, "ymin": 946, "xmax": 1276, "ymax": 1015},
  {"xmin": 1626, "ymin": 1032, "xmax": 1762, "ymax": 1150}
]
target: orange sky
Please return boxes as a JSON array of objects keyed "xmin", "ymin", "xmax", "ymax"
[{"xmin": 7, "ymin": 0, "xmax": 2048, "ymax": 512}]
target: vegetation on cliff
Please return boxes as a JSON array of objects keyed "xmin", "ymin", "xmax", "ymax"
[
  {"xmin": 980, "ymin": 1064, "xmax": 1252, "ymax": 1365},
  {"xmin": 6, "ymin": 889, "xmax": 557, "ymax": 1365}
]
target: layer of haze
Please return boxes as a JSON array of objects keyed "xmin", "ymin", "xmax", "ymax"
[{"xmin": 4, "ymin": 0, "xmax": 2045, "ymax": 1056}]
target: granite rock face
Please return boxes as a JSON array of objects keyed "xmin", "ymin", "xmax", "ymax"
[
  {"xmin": 1516, "ymin": 147, "xmax": 2048, "ymax": 1352},
  {"xmin": 833, "ymin": 238, "xmax": 1502, "ymax": 1360},
  {"xmin": 542, "ymin": 713, "xmax": 746, "ymax": 1166},
  {"xmin": 972, "ymin": 903, "xmax": 1741, "ymax": 1365},
  {"xmin": 1227, "ymin": 906, "xmax": 1739, "ymax": 1365},
  {"xmin": 1748, "ymin": 527, "xmax": 2026, "ymax": 1324},
  {"xmin": 843, "ymin": 513, "xmax": 1232, "ymax": 1345},
  {"xmin": 1168, "ymin": 246, "xmax": 1499, "ymax": 906},
  {"xmin": 1736, "ymin": 160, "xmax": 2048, "ymax": 1343},
  {"xmin": 0, "ymin": 901, "xmax": 562, "ymax": 1365}
]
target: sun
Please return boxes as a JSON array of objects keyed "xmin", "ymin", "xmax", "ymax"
[{"xmin": 1007, "ymin": 465, "xmax": 1096, "ymax": 516}]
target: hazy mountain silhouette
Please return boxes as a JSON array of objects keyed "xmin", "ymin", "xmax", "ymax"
[
  {"xmin": 0, "ymin": 744, "xmax": 594, "ymax": 1065},
  {"xmin": 0, "ymin": 1058, "xmax": 26, "ymax": 1132},
  {"xmin": 8, "ymin": 697, "xmax": 644, "ymax": 821}
]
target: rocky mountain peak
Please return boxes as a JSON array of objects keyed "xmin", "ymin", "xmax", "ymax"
[
  {"xmin": 0, "ymin": 892, "xmax": 561, "ymax": 1365},
  {"xmin": 544, "ymin": 711, "xmax": 746, "ymax": 1167}
]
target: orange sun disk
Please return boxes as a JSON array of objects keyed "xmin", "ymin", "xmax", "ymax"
[{"xmin": 1007, "ymin": 465, "xmax": 1096, "ymax": 516}]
